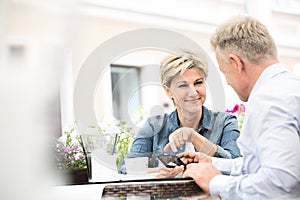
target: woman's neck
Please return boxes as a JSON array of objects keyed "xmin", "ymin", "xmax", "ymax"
[{"xmin": 178, "ymin": 110, "xmax": 202, "ymax": 131}]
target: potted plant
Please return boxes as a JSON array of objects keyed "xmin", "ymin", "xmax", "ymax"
[
  {"xmin": 54, "ymin": 120, "xmax": 135, "ymax": 184},
  {"xmin": 55, "ymin": 125, "xmax": 88, "ymax": 184}
]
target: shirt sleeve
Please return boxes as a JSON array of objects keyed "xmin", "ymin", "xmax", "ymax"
[
  {"xmin": 210, "ymin": 121, "xmax": 300, "ymax": 198},
  {"xmin": 126, "ymin": 118, "xmax": 154, "ymax": 157},
  {"xmin": 212, "ymin": 157, "xmax": 243, "ymax": 175},
  {"xmin": 209, "ymin": 174, "xmax": 232, "ymax": 197},
  {"xmin": 213, "ymin": 113, "xmax": 241, "ymax": 159},
  {"xmin": 209, "ymin": 157, "xmax": 244, "ymax": 196}
]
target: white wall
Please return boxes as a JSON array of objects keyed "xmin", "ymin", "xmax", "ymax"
[{"xmin": 2, "ymin": 0, "xmax": 300, "ymax": 128}]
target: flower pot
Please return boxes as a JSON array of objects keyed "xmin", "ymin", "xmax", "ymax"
[{"xmin": 58, "ymin": 168, "xmax": 88, "ymax": 184}]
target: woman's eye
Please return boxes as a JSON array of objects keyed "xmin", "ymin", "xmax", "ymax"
[
  {"xmin": 178, "ymin": 84, "xmax": 188, "ymax": 88},
  {"xmin": 195, "ymin": 81, "xmax": 203, "ymax": 85}
]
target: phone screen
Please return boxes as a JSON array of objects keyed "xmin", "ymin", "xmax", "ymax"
[{"xmin": 158, "ymin": 154, "xmax": 185, "ymax": 168}]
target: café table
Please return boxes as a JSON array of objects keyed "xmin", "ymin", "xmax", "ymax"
[
  {"xmin": 53, "ymin": 155, "xmax": 219, "ymax": 199},
  {"xmin": 52, "ymin": 177, "xmax": 219, "ymax": 200}
]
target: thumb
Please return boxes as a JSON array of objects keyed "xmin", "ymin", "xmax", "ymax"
[
  {"xmin": 182, "ymin": 168, "xmax": 192, "ymax": 179},
  {"xmin": 164, "ymin": 142, "xmax": 178, "ymax": 153},
  {"xmin": 164, "ymin": 143, "xmax": 171, "ymax": 152}
]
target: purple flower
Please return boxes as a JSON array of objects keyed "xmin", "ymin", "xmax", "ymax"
[
  {"xmin": 55, "ymin": 127, "xmax": 87, "ymax": 169},
  {"xmin": 63, "ymin": 146, "xmax": 70, "ymax": 153},
  {"xmin": 226, "ymin": 104, "xmax": 239, "ymax": 113},
  {"xmin": 226, "ymin": 104, "xmax": 245, "ymax": 114},
  {"xmin": 69, "ymin": 155, "xmax": 75, "ymax": 161},
  {"xmin": 78, "ymin": 154, "xmax": 84, "ymax": 159},
  {"xmin": 239, "ymin": 104, "xmax": 246, "ymax": 113},
  {"xmin": 71, "ymin": 144, "xmax": 79, "ymax": 150}
]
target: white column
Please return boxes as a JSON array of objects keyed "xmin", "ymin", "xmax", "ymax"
[
  {"xmin": 60, "ymin": 49, "xmax": 75, "ymax": 129},
  {"xmin": 0, "ymin": 0, "xmax": 8, "ymax": 67}
]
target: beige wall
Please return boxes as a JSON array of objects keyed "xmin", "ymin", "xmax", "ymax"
[
  {"xmin": 2, "ymin": 0, "xmax": 300, "ymax": 126},
  {"xmin": 4, "ymin": 1, "xmax": 300, "ymax": 75}
]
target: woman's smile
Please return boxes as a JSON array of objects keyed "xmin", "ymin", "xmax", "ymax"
[{"xmin": 185, "ymin": 97, "xmax": 201, "ymax": 104}]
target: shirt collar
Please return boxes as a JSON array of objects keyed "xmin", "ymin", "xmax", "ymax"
[
  {"xmin": 169, "ymin": 106, "xmax": 212, "ymax": 132},
  {"xmin": 201, "ymin": 106, "xmax": 212, "ymax": 130}
]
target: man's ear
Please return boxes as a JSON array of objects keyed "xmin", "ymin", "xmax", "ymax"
[
  {"xmin": 163, "ymin": 84, "xmax": 173, "ymax": 99},
  {"xmin": 229, "ymin": 53, "xmax": 244, "ymax": 72}
]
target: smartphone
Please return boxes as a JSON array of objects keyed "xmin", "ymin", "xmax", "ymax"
[{"xmin": 158, "ymin": 154, "xmax": 185, "ymax": 169}]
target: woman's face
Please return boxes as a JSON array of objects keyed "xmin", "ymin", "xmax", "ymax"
[{"xmin": 164, "ymin": 67, "xmax": 206, "ymax": 114}]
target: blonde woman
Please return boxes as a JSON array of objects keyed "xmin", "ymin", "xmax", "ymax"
[{"xmin": 119, "ymin": 51, "xmax": 240, "ymax": 177}]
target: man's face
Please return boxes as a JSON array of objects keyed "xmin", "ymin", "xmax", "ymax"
[
  {"xmin": 215, "ymin": 48, "xmax": 237, "ymax": 86},
  {"xmin": 215, "ymin": 48, "xmax": 248, "ymax": 101}
]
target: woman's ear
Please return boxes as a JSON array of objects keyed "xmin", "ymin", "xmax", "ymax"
[
  {"xmin": 229, "ymin": 53, "xmax": 244, "ymax": 73},
  {"xmin": 163, "ymin": 84, "xmax": 173, "ymax": 99}
]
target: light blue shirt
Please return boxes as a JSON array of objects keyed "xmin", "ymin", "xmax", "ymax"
[{"xmin": 210, "ymin": 63, "xmax": 300, "ymax": 199}]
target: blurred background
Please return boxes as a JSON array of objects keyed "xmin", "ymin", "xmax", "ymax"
[{"xmin": 0, "ymin": 0, "xmax": 299, "ymax": 199}]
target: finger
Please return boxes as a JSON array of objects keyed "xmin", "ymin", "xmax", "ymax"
[
  {"xmin": 178, "ymin": 129, "xmax": 184, "ymax": 142},
  {"xmin": 147, "ymin": 167, "xmax": 162, "ymax": 174},
  {"xmin": 182, "ymin": 128, "xmax": 189, "ymax": 142},
  {"xmin": 182, "ymin": 157, "xmax": 195, "ymax": 165},
  {"xmin": 182, "ymin": 168, "xmax": 192, "ymax": 179},
  {"xmin": 178, "ymin": 152, "xmax": 199, "ymax": 164},
  {"xmin": 158, "ymin": 167, "xmax": 177, "ymax": 178},
  {"xmin": 171, "ymin": 129, "xmax": 184, "ymax": 146},
  {"xmin": 183, "ymin": 134, "xmax": 188, "ymax": 142},
  {"xmin": 168, "ymin": 167, "xmax": 183, "ymax": 177},
  {"xmin": 168, "ymin": 137, "xmax": 179, "ymax": 153},
  {"xmin": 172, "ymin": 136, "xmax": 182, "ymax": 149},
  {"xmin": 163, "ymin": 143, "xmax": 171, "ymax": 152},
  {"xmin": 177, "ymin": 152, "xmax": 189, "ymax": 160},
  {"xmin": 165, "ymin": 138, "xmax": 178, "ymax": 153},
  {"xmin": 174, "ymin": 165, "xmax": 184, "ymax": 172},
  {"xmin": 178, "ymin": 151, "xmax": 194, "ymax": 159},
  {"xmin": 170, "ymin": 141, "xmax": 178, "ymax": 153}
]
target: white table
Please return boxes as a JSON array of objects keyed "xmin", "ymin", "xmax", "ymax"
[{"xmin": 52, "ymin": 184, "xmax": 105, "ymax": 200}]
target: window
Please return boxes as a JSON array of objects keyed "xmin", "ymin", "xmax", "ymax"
[{"xmin": 111, "ymin": 65, "xmax": 141, "ymax": 123}]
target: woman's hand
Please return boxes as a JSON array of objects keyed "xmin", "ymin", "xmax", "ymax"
[
  {"xmin": 164, "ymin": 127, "xmax": 217, "ymax": 156},
  {"xmin": 148, "ymin": 166, "xmax": 184, "ymax": 179},
  {"xmin": 164, "ymin": 127, "xmax": 197, "ymax": 152}
]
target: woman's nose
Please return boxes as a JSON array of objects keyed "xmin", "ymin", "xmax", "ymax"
[{"xmin": 188, "ymin": 85, "xmax": 198, "ymax": 95}]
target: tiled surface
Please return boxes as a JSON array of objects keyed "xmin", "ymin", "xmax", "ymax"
[{"xmin": 102, "ymin": 179, "xmax": 206, "ymax": 199}]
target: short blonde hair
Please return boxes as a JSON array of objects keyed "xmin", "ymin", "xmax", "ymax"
[
  {"xmin": 210, "ymin": 15, "xmax": 278, "ymax": 64},
  {"xmin": 160, "ymin": 51, "xmax": 208, "ymax": 87}
]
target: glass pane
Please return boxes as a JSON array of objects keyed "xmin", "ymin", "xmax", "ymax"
[{"xmin": 111, "ymin": 65, "xmax": 141, "ymax": 123}]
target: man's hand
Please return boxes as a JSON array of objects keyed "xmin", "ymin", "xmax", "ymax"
[
  {"xmin": 178, "ymin": 152, "xmax": 211, "ymax": 164},
  {"xmin": 178, "ymin": 152, "xmax": 220, "ymax": 194}
]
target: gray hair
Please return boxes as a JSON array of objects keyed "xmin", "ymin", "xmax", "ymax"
[
  {"xmin": 210, "ymin": 15, "xmax": 278, "ymax": 64},
  {"xmin": 160, "ymin": 51, "xmax": 208, "ymax": 87}
]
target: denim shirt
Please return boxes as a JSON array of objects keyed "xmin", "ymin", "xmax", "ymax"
[{"xmin": 119, "ymin": 106, "xmax": 241, "ymax": 173}]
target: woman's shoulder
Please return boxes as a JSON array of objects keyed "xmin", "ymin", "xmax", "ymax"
[
  {"xmin": 147, "ymin": 110, "xmax": 175, "ymax": 125},
  {"xmin": 204, "ymin": 106, "xmax": 236, "ymax": 121}
]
